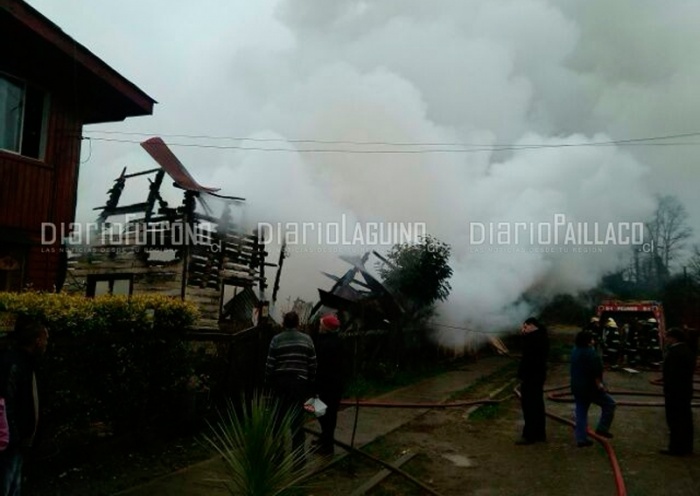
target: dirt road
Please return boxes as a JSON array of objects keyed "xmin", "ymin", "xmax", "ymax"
[{"xmin": 115, "ymin": 332, "xmax": 699, "ymax": 496}]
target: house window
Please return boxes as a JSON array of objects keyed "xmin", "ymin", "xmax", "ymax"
[
  {"xmin": 86, "ymin": 274, "xmax": 134, "ymax": 297},
  {"xmin": 0, "ymin": 73, "xmax": 48, "ymax": 160}
]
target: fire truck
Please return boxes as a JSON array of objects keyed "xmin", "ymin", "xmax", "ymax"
[
  {"xmin": 595, "ymin": 300, "xmax": 665, "ymax": 366},
  {"xmin": 595, "ymin": 300, "xmax": 665, "ymax": 334}
]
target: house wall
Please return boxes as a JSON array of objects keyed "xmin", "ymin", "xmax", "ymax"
[
  {"xmin": 65, "ymin": 247, "xmax": 223, "ymax": 328},
  {"xmin": 0, "ymin": 96, "xmax": 82, "ymax": 290},
  {"xmin": 2, "ymin": 1, "xmax": 154, "ymax": 292},
  {"xmin": 66, "ymin": 249, "xmax": 183, "ymax": 298}
]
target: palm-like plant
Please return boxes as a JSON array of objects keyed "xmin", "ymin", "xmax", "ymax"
[{"xmin": 204, "ymin": 393, "xmax": 309, "ymax": 496}]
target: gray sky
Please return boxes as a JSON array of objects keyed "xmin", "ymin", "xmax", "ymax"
[{"xmin": 27, "ymin": 0, "xmax": 700, "ymax": 336}]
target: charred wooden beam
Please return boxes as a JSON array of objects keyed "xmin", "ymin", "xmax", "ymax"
[
  {"xmin": 95, "ymin": 202, "xmax": 150, "ymax": 216},
  {"xmin": 122, "ymin": 167, "xmax": 162, "ymax": 179},
  {"xmin": 205, "ymin": 191, "xmax": 246, "ymax": 201},
  {"xmin": 95, "ymin": 167, "xmax": 127, "ymax": 226},
  {"xmin": 321, "ymin": 271, "xmax": 373, "ymax": 290},
  {"xmin": 271, "ymin": 243, "xmax": 287, "ymax": 305},
  {"xmin": 144, "ymin": 169, "xmax": 166, "ymax": 223}
]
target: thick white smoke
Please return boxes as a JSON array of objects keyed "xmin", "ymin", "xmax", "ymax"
[
  {"xmin": 204, "ymin": 0, "xmax": 666, "ymax": 338},
  {"xmin": 41, "ymin": 0, "xmax": 696, "ymax": 344}
]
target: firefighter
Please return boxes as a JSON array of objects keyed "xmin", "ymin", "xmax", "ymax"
[
  {"xmin": 601, "ymin": 318, "xmax": 622, "ymax": 368},
  {"xmin": 624, "ymin": 320, "xmax": 642, "ymax": 367},
  {"xmin": 584, "ymin": 317, "xmax": 603, "ymax": 352},
  {"xmin": 642, "ymin": 318, "xmax": 663, "ymax": 365}
]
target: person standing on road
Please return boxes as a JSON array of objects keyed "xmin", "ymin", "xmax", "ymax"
[
  {"xmin": 265, "ymin": 311, "xmax": 317, "ymax": 468},
  {"xmin": 313, "ymin": 313, "xmax": 344, "ymax": 455},
  {"xmin": 0, "ymin": 315, "xmax": 49, "ymax": 496},
  {"xmin": 660, "ymin": 328, "xmax": 695, "ymax": 456},
  {"xmin": 516, "ymin": 317, "xmax": 549, "ymax": 445},
  {"xmin": 570, "ymin": 330, "xmax": 616, "ymax": 447}
]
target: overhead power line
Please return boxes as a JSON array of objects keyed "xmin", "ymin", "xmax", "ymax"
[
  {"xmin": 83, "ymin": 130, "xmax": 700, "ymax": 147},
  {"xmin": 81, "ymin": 130, "xmax": 700, "ymax": 155}
]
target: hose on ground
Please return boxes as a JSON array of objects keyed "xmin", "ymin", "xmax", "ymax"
[{"xmin": 514, "ymin": 386, "xmax": 627, "ymax": 496}]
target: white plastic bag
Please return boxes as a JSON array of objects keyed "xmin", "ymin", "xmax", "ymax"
[{"xmin": 304, "ymin": 397, "xmax": 327, "ymax": 417}]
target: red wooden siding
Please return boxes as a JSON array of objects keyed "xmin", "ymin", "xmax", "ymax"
[
  {"xmin": 0, "ymin": 96, "xmax": 82, "ymax": 290},
  {"xmin": 0, "ymin": 154, "xmax": 53, "ymax": 229},
  {"xmin": 1, "ymin": 0, "xmax": 155, "ymax": 291}
]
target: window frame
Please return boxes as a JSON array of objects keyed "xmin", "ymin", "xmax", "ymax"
[
  {"xmin": 86, "ymin": 273, "xmax": 134, "ymax": 298},
  {"xmin": 0, "ymin": 71, "xmax": 49, "ymax": 160}
]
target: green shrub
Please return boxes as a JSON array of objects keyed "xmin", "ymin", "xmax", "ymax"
[
  {"xmin": 0, "ymin": 292, "xmax": 200, "ymax": 441},
  {"xmin": 204, "ymin": 394, "xmax": 309, "ymax": 496}
]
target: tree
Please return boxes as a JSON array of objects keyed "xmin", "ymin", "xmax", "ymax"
[
  {"xmin": 624, "ymin": 195, "xmax": 693, "ymax": 291},
  {"xmin": 687, "ymin": 245, "xmax": 700, "ymax": 285},
  {"xmin": 376, "ymin": 235, "xmax": 453, "ymax": 315},
  {"xmin": 646, "ymin": 195, "xmax": 693, "ymax": 275}
]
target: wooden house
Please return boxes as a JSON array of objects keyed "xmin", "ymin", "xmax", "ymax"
[
  {"xmin": 0, "ymin": 0, "xmax": 155, "ymax": 291},
  {"xmin": 63, "ymin": 137, "xmax": 274, "ymax": 330}
]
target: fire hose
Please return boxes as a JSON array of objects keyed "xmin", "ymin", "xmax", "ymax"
[
  {"xmin": 339, "ymin": 385, "xmax": 629, "ymax": 496},
  {"xmin": 334, "ymin": 374, "xmax": 700, "ymax": 496}
]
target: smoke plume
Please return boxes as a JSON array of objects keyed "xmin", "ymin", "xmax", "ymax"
[{"xmin": 43, "ymin": 0, "xmax": 698, "ymax": 345}]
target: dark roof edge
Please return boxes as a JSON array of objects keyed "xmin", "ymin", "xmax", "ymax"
[{"xmin": 4, "ymin": 0, "xmax": 157, "ymax": 115}]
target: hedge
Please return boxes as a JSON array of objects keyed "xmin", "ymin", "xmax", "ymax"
[{"xmin": 0, "ymin": 293, "xmax": 203, "ymax": 444}]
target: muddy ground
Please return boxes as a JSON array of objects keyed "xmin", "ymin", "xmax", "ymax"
[
  {"xmin": 307, "ymin": 330, "xmax": 699, "ymax": 496},
  {"xmin": 25, "ymin": 326, "xmax": 700, "ymax": 495}
]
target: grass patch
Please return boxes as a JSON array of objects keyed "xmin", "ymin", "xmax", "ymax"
[
  {"xmin": 345, "ymin": 356, "xmax": 478, "ymax": 399},
  {"xmin": 448, "ymin": 360, "xmax": 518, "ymax": 401},
  {"xmin": 468, "ymin": 403, "xmax": 502, "ymax": 421}
]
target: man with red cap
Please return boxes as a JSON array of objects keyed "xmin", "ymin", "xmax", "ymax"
[{"xmin": 313, "ymin": 313, "xmax": 344, "ymax": 455}]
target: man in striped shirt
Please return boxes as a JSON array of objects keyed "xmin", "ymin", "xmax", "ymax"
[{"xmin": 265, "ymin": 311, "xmax": 317, "ymax": 467}]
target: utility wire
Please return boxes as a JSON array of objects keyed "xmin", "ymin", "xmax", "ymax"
[
  {"xmin": 81, "ymin": 135, "xmax": 700, "ymax": 155},
  {"xmin": 82, "ymin": 130, "xmax": 700, "ymax": 148}
]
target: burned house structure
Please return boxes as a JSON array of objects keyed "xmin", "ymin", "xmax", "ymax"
[
  {"xmin": 63, "ymin": 137, "xmax": 274, "ymax": 329},
  {"xmin": 309, "ymin": 252, "xmax": 409, "ymax": 370},
  {"xmin": 310, "ymin": 252, "xmax": 404, "ymax": 332},
  {"xmin": 312, "ymin": 253, "xmax": 508, "ymax": 360}
]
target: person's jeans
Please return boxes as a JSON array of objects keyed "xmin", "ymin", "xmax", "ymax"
[
  {"xmin": 0, "ymin": 451, "xmax": 22, "ymax": 496},
  {"xmin": 575, "ymin": 391, "xmax": 616, "ymax": 443}
]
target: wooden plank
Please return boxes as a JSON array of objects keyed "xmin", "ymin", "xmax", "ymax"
[
  {"xmin": 349, "ymin": 452, "xmax": 417, "ymax": 496},
  {"xmin": 123, "ymin": 168, "xmax": 161, "ymax": 179},
  {"xmin": 101, "ymin": 202, "xmax": 150, "ymax": 216}
]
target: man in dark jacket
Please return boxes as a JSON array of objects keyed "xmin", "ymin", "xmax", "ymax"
[
  {"xmin": 570, "ymin": 330, "xmax": 616, "ymax": 447},
  {"xmin": 265, "ymin": 311, "xmax": 317, "ymax": 468},
  {"xmin": 516, "ymin": 317, "xmax": 549, "ymax": 445},
  {"xmin": 0, "ymin": 316, "xmax": 48, "ymax": 496},
  {"xmin": 661, "ymin": 328, "xmax": 695, "ymax": 456},
  {"xmin": 313, "ymin": 313, "xmax": 344, "ymax": 455}
]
